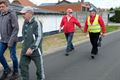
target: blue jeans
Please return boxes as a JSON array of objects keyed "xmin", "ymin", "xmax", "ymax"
[
  {"xmin": 0, "ymin": 42, "xmax": 18, "ymax": 73},
  {"xmin": 65, "ymin": 32, "xmax": 74, "ymax": 52}
]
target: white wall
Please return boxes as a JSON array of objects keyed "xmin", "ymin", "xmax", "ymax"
[
  {"xmin": 18, "ymin": 15, "xmax": 24, "ymax": 37},
  {"xmin": 17, "ymin": 14, "xmax": 63, "ymax": 37},
  {"xmin": 36, "ymin": 14, "xmax": 62, "ymax": 33}
]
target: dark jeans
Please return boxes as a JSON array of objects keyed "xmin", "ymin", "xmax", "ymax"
[
  {"xmin": 0, "ymin": 42, "xmax": 18, "ymax": 73},
  {"xmin": 65, "ymin": 32, "xmax": 74, "ymax": 52},
  {"xmin": 89, "ymin": 32, "xmax": 100, "ymax": 55}
]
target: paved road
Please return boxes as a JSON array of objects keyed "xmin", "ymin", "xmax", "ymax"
[
  {"xmin": 28, "ymin": 30, "xmax": 120, "ymax": 80},
  {"xmin": 1, "ymin": 31, "xmax": 120, "ymax": 80}
]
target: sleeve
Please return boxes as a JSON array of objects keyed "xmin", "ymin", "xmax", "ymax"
[
  {"xmin": 84, "ymin": 19, "xmax": 88, "ymax": 33},
  {"xmin": 98, "ymin": 16, "xmax": 106, "ymax": 33},
  {"xmin": 30, "ymin": 20, "xmax": 43, "ymax": 51},
  {"xmin": 8, "ymin": 11, "xmax": 19, "ymax": 46},
  {"xmin": 74, "ymin": 17, "xmax": 81, "ymax": 29},
  {"xmin": 60, "ymin": 16, "xmax": 65, "ymax": 28}
]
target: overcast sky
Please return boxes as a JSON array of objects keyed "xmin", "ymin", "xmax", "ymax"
[{"xmin": 9, "ymin": 0, "xmax": 120, "ymax": 9}]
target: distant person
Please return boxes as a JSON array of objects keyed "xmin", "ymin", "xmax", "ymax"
[
  {"xmin": 60, "ymin": 8, "xmax": 83, "ymax": 56},
  {"xmin": 0, "ymin": 0, "xmax": 19, "ymax": 80},
  {"xmin": 84, "ymin": 7, "xmax": 106, "ymax": 59},
  {"xmin": 19, "ymin": 7, "xmax": 45, "ymax": 80}
]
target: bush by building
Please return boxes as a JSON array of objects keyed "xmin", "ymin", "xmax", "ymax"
[{"xmin": 109, "ymin": 10, "xmax": 120, "ymax": 23}]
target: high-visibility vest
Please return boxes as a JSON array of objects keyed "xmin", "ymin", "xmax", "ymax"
[{"xmin": 87, "ymin": 15, "xmax": 101, "ymax": 33}]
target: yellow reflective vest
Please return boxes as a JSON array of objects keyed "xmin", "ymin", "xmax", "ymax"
[{"xmin": 87, "ymin": 15, "xmax": 101, "ymax": 33}]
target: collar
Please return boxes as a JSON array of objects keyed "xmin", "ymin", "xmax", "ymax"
[
  {"xmin": 25, "ymin": 17, "xmax": 34, "ymax": 24},
  {"xmin": 1, "ymin": 9, "xmax": 10, "ymax": 16},
  {"xmin": 66, "ymin": 14, "xmax": 73, "ymax": 18}
]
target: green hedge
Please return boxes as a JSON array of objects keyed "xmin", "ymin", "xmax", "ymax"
[{"xmin": 109, "ymin": 10, "xmax": 120, "ymax": 23}]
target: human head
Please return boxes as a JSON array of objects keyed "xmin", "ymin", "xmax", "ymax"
[
  {"xmin": 89, "ymin": 7, "xmax": 97, "ymax": 17},
  {"xmin": 66, "ymin": 8, "xmax": 73, "ymax": 16},
  {"xmin": 20, "ymin": 7, "xmax": 34, "ymax": 21},
  {"xmin": 0, "ymin": 0, "xmax": 8, "ymax": 13}
]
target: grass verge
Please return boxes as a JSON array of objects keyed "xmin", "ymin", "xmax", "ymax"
[{"xmin": 3, "ymin": 25, "xmax": 120, "ymax": 63}]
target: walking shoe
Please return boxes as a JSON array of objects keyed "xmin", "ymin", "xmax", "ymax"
[
  {"xmin": 0, "ymin": 68, "xmax": 11, "ymax": 80},
  {"xmin": 9, "ymin": 72, "xmax": 19, "ymax": 80},
  {"xmin": 65, "ymin": 53, "xmax": 69, "ymax": 56},
  {"xmin": 91, "ymin": 54, "xmax": 95, "ymax": 59}
]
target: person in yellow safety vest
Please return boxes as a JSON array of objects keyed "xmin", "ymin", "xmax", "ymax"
[{"xmin": 84, "ymin": 7, "xmax": 106, "ymax": 59}]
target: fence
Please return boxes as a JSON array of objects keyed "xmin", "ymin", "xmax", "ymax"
[{"xmin": 73, "ymin": 11, "xmax": 109, "ymax": 26}]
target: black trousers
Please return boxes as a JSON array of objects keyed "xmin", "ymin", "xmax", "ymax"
[{"xmin": 89, "ymin": 32, "xmax": 100, "ymax": 55}]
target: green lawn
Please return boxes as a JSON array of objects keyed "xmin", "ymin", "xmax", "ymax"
[{"xmin": 106, "ymin": 26, "xmax": 120, "ymax": 32}]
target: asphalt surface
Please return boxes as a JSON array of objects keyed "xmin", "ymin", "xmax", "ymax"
[
  {"xmin": 28, "ymin": 30, "xmax": 120, "ymax": 80},
  {"xmin": 1, "ymin": 31, "xmax": 120, "ymax": 80}
]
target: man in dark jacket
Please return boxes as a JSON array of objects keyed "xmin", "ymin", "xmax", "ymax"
[
  {"xmin": 0, "ymin": 0, "xmax": 19, "ymax": 80},
  {"xmin": 19, "ymin": 7, "xmax": 45, "ymax": 80}
]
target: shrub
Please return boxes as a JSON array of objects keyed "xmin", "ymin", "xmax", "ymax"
[{"xmin": 109, "ymin": 10, "xmax": 120, "ymax": 23}]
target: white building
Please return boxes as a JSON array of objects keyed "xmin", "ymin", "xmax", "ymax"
[{"xmin": 10, "ymin": 4, "xmax": 64, "ymax": 37}]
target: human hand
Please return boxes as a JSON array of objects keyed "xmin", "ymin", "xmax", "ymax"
[
  {"xmin": 7, "ymin": 43, "xmax": 12, "ymax": 48},
  {"xmin": 81, "ymin": 28, "xmax": 84, "ymax": 32},
  {"xmin": 101, "ymin": 33, "xmax": 106, "ymax": 37},
  {"xmin": 59, "ymin": 28, "xmax": 62, "ymax": 32},
  {"xmin": 26, "ymin": 48, "xmax": 33, "ymax": 56}
]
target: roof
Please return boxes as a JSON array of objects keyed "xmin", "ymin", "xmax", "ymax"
[
  {"xmin": 39, "ymin": 0, "xmax": 92, "ymax": 12},
  {"xmin": 39, "ymin": 3, "xmax": 90, "ymax": 12},
  {"xmin": 40, "ymin": 0, "xmax": 71, "ymax": 6},
  {"xmin": 12, "ymin": 0, "xmax": 36, "ymax": 6},
  {"xmin": 56, "ymin": 0, "xmax": 71, "ymax": 5},
  {"xmin": 40, "ymin": 3, "xmax": 56, "ymax": 6},
  {"xmin": 9, "ymin": 4, "xmax": 63, "ymax": 15}
]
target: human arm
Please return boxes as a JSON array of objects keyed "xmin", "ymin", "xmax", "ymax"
[
  {"xmin": 8, "ymin": 12, "xmax": 19, "ymax": 47},
  {"xmin": 98, "ymin": 16, "xmax": 106, "ymax": 37}
]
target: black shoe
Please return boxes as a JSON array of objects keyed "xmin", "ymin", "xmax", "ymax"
[
  {"xmin": 65, "ymin": 53, "xmax": 69, "ymax": 56},
  {"xmin": 91, "ymin": 54, "xmax": 95, "ymax": 59},
  {"xmin": 9, "ymin": 72, "xmax": 19, "ymax": 80},
  {"xmin": 71, "ymin": 48, "xmax": 75, "ymax": 51},
  {"xmin": 0, "ymin": 68, "xmax": 11, "ymax": 80}
]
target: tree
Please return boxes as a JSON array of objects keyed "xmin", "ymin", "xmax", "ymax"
[{"xmin": 110, "ymin": 8, "xmax": 114, "ymax": 11}]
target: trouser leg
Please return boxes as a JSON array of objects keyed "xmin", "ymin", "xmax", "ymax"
[
  {"xmin": 65, "ymin": 32, "xmax": 74, "ymax": 52},
  {"xmin": 9, "ymin": 42, "xmax": 19, "ymax": 73},
  {"xmin": 20, "ymin": 55, "xmax": 31, "ymax": 80},
  {"xmin": 31, "ymin": 49, "xmax": 45, "ymax": 80},
  {"xmin": 0, "ymin": 42, "xmax": 10, "ymax": 72},
  {"xmin": 89, "ymin": 32, "xmax": 100, "ymax": 55}
]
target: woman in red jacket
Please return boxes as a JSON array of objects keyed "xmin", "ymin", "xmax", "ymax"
[{"xmin": 60, "ymin": 8, "xmax": 83, "ymax": 56}]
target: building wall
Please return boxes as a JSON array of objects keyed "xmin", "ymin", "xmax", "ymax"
[
  {"xmin": 17, "ymin": 14, "xmax": 63, "ymax": 37},
  {"xmin": 73, "ymin": 11, "xmax": 108, "ymax": 26},
  {"xmin": 39, "ymin": 4, "xmax": 82, "ymax": 12}
]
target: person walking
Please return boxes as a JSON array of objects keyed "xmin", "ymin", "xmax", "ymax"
[
  {"xmin": 84, "ymin": 7, "xmax": 106, "ymax": 59},
  {"xmin": 0, "ymin": 0, "xmax": 19, "ymax": 79},
  {"xmin": 19, "ymin": 7, "xmax": 45, "ymax": 80},
  {"xmin": 60, "ymin": 8, "xmax": 83, "ymax": 56}
]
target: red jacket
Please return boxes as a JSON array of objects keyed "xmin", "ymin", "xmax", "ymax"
[
  {"xmin": 60, "ymin": 15, "xmax": 81, "ymax": 33},
  {"xmin": 84, "ymin": 15, "xmax": 106, "ymax": 33}
]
